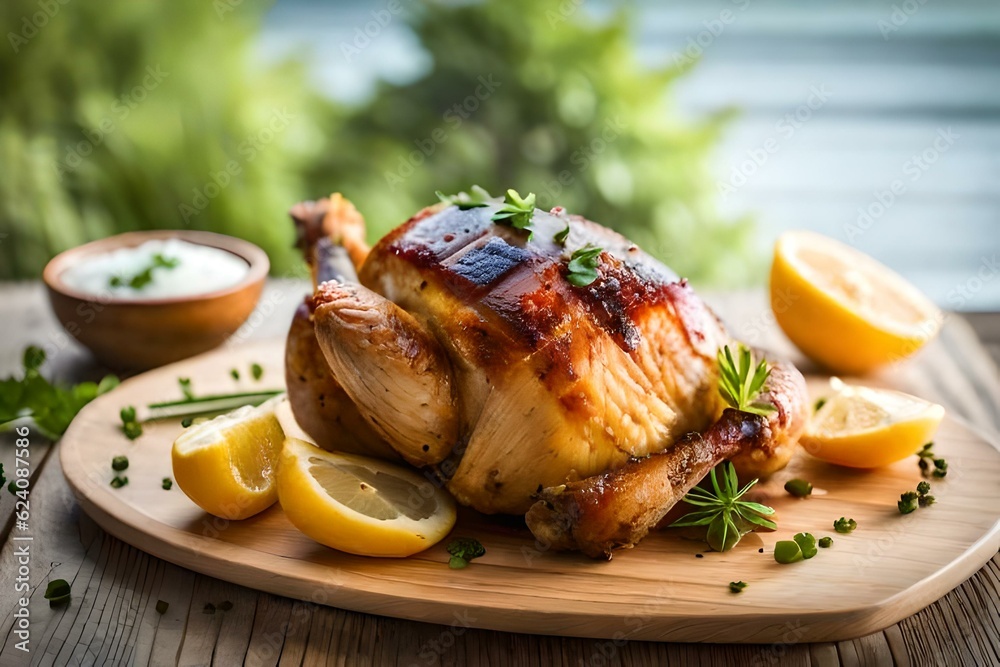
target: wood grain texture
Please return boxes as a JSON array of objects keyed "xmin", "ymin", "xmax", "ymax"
[
  {"xmin": 0, "ymin": 283, "xmax": 998, "ymax": 665},
  {"xmin": 53, "ymin": 335, "xmax": 1000, "ymax": 643}
]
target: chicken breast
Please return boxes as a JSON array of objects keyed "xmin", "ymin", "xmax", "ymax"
[{"xmin": 311, "ymin": 199, "xmax": 735, "ymax": 514}]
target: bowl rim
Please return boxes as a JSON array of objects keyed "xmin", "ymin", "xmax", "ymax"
[{"xmin": 42, "ymin": 229, "xmax": 270, "ymax": 306}]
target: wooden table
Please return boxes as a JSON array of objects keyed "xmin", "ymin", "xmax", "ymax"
[{"xmin": 1, "ymin": 280, "xmax": 998, "ymax": 666}]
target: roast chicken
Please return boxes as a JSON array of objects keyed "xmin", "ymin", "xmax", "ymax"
[{"xmin": 285, "ymin": 192, "xmax": 809, "ymax": 558}]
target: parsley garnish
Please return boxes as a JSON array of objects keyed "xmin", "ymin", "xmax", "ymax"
[
  {"xmin": 109, "ymin": 253, "xmax": 180, "ymax": 290},
  {"xmin": 669, "ymin": 462, "xmax": 776, "ymax": 552},
  {"xmin": 717, "ymin": 344, "xmax": 776, "ymax": 417},
  {"xmin": 435, "ymin": 185, "xmax": 493, "ymax": 210},
  {"xmin": 0, "ymin": 346, "xmax": 119, "ymax": 439},
  {"xmin": 565, "ymin": 244, "xmax": 603, "ymax": 287},
  {"xmin": 490, "ymin": 189, "xmax": 537, "ymax": 237},
  {"xmin": 446, "ymin": 537, "xmax": 486, "ymax": 569}
]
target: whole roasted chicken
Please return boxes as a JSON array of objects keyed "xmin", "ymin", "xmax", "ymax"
[{"xmin": 286, "ymin": 192, "xmax": 809, "ymax": 558}]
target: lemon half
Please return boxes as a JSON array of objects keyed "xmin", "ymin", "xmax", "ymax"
[
  {"xmin": 277, "ymin": 438, "xmax": 457, "ymax": 557},
  {"xmin": 771, "ymin": 231, "xmax": 942, "ymax": 374},
  {"xmin": 171, "ymin": 399, "xmax": 286, "ymax": 520},
  {"xmin": 802, "ymin": 379, "xmax": 945, "ymax": 468}
]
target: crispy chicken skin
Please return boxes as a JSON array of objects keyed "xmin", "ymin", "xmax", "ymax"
[{"xmin": 524, "ymin": 358, "xmax": 809, "ymax": 559}]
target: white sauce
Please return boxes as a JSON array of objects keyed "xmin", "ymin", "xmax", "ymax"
[{"xmin": 61, "ymin": 239, "xmax": 251, "ymax": 299}]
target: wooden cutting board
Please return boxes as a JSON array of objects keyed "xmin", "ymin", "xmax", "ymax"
[{"xmin": 59, "ymin": 338, "xmax": 1000, "ymax": 643}]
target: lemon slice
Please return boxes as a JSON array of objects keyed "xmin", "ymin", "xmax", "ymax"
[
  {"xmin": 771, "ymin": 231, "xmax": 942, "ymax": 374},
  {"xmin": 172, "ymin": 399, "xmax": 286, "ymax": 520},
  {"xmin": 802, "ymin": 379, "xmax": 945, "ymax": 468},
  {"xmin": 277, "ymin": 438, "xmax": 456, "ymax": 557}
]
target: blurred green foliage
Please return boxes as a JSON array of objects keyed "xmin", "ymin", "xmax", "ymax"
[{"xmin": 1, "ymin": 0, "xmax": 754, "ymax": 284}]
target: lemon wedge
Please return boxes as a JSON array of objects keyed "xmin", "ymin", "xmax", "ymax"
[
  {"xmin": 802, "ymin": 379, "xmax": 945, "ymax": 468},
  {"xmin": 771, "ymin": 231, "xmax": 942, "ymax": 374},
  {"xmin": 171, "ymin": 399, "xmax": 286, "ymax": 520},
  {"xmin": 277, "ymin": 438, "xmax": 456, "ymax": 557}
]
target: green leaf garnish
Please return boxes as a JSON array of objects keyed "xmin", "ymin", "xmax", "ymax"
[
  {"xmin": 669, "ymin": 462, "xmax": 776, "ymax": 552},
  {"xmin": 554, "ymin": 221, "xmax": 571, "ymax": 245},
  {"xmin": 108, "ymin": 253, "xmax": 180, "ymax": 290},
  {"xmin": 565, "ymin": 244, "xmax": 603, "ymax": 287},
  {"xmin": 490, "ymin": 189, "xmax": 536, "ymax": 237},
  {"xmin": 717, "ymin": 344, "xmax": 776, "ymax": 417},
  {"xmin": 436, "ymin": 185, "xmax": 493, "ymax": 210},
  {"xmin": 729, "ymin": 581, "xmax": 747, "ymax": 594},
  {"xmin": 446, "ymin": 537, "xmax": 486, "ymax": 569},
  {"xmin": 0, "ymin": 346, "xmax": 118, "ymax": 439}
]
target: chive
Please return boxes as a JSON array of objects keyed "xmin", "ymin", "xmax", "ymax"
[
  {"xmin": 162, "ymin": 477, "xmax": 173, "ymax": 491},
  {"xmin": 783, "ymin": 479, "xmax": 813, "ymax": 498},
  {"xmin": 123, "ymin": 422, "xmax": 143, "ymax": 440},
  {"xmin": 110, "ymin": 476, "xmax": 129, "ymax": 489},
  {"xmin": 814, "ymin": 397, "xmax": 827, "ymax": 412},
  {"xmin": 147, "ymin": 390, "xmax": 283, "ymax": 410},
  {"xmin": 833, "ymin": 517, "xmax": 857, "ymax": 534},
  {"xmin": 773, "ymin": 540, "xmax": 803, "ymax": 564},
  {"xmin": 230, "ymin": 369, "xmax": 240, "ymax": 381},
  {"xmin": 251, "ymin": 363, "xmax": 264, "ymax": 381},
  {"xmin": 792, "ymin": 532, "xmax": 818, "ymax": 559},
  {"xmin": 120, "ymin": 406, "xmax": 137, "ymax": 423},
  {"xmin": 111, "ymin": 456, "xmax": 129, "ymax": 472}
]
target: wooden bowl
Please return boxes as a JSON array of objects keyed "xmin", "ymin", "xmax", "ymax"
[{"xmin": 43, "ymin": 230, "xmax": 269, "ymax": 371}]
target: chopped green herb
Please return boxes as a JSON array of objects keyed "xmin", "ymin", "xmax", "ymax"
[
  {"xmin": 435, "ymin": 185, "xmax": 492, "ymax": 210},
  {"xmin": 916, "ymin": 481, "xmax": 931, "ymax": 496},
  {"xmin": 717, "ymin": 344, "xmax": 776, "ymax": 417},
  {"xmin": 773, "ymin": 540, "xmax": 804, "ymax": 564},
  {"xmin": 44, "ymin": 579, "xmax": 71, "ymax": 607},
  {"xmin": 111, "ymin": 456, "xmax": 129, "ymax": 472},
  {"xmin": 120, "ymin": 406, "xmax": 137, "ymax": 423},
  {"xmin": 491, "ymin": 189, "xmax": 537, "ymax": 237},
  {"xmin": 162, "ymin": 477, "xmax": 173, "ymax": 491},
  {"xmin": 729, "ymin": 581, "xmax": 747, "ymax": 594},
  {"xmin": 108, "ymin": 253, "xmax": 180, "ymax": 290},
  {"xmin": 669, "ymin": 462, "xmax": 776, "ymax": 552},
  {"xmin": 917, "ymin": 442, "xmax": 948, "ymax": 479},
  {"xmin": 834, "ymin": 517, "xmax": 857, "ymax": 534},
  {"xmin": 898, "ymin": 490, "xmax": 919, "ymax": 514},
  {"xmin": 8, "ymin": 481, "xmax": 17, "ymax": 494},
  {"xmin": 155, "ymin": 600, "xmax": 169, "ymax": 615},
  {"xmin": 918, "ymin": 494, "xmax": 936, "ymax": 507},
  {"xmin": 0, "ymin": 346, "xmax": 119, "ymax": 439},
  {"xmin": 932, "ymin": 458, "xmax": 948, "ymax": 479},
  {"xmin": 818, "ymin": 536, "xmax": 833, "ymax": 548},
  {"xmin": 446, "ymin": 537, "xmax": 486, "ymax": 569},
  {"xmin": 0, "ymin": 462, "xmax": 5, "ymax": 487},
  {"xmin": 178, "ymin": 378, "xmax": 194, "ymax": 400},
  {"xmin": 814, "ymin": 397, "xmax": 827, "ymax": 412},
  {"xmin": 250, "ymin": 363, "xmax": 264, "ymax": 382},
  {"xmin": 783, "ymin": 478, "xmax": 812, "ymax": 498},
  {"xmin": 110, "ymin": 476, "xmax": 129, "ymax": 489},
  {"xmin": 554, "ymin": 221, "xmax": 571, "ymax": 244},
  {"xmin": 230, "ymin": 369, "xmax": 240, "ymax": 381},
  {"xmin": 181, "ymin": 418, "xmax": 194, "ymax": 428},
  {"xmin": 565, "ymin": 244, "xmax": 603, "ymax": 287},
  {"xmin": 123, "ymin": 421, "xmax": 143, "ymax": 440},
  {"xmin": 793, "ymin": 532, "xmax": 818, "ymax": 559}
]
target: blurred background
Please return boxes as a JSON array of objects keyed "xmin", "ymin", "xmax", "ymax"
[{"xmin": 2, "ymin": 0, "xmax": 998, "ymax": 308}]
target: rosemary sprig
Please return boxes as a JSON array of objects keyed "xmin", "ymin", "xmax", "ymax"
[
  {"xmin": 669, "ymin": 462, "xmax": 776, "ymax": 552},
  {"xmin": 717, "ymin": 344, "xmax": 776, "ymax": 416}
]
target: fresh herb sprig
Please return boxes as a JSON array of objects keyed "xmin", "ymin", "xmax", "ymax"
[
  {"xmin": 565, "ymin": 244, "xmax": 603, "ymax": 287},
  {"xmin": 110, "ymin": 253, "xmax": 180, "ymax": 290},
  {"xmin": 717, "ymin": 344, "xmax": 776, "ymax": 417},
  {"xmin": 435, "ymin": 185, "xmax": 493, "ymax": 210},
  {"xmin": 669, "ymin": 462, "xmax": 776, "ymax": 552},
  {"xmin": 0, "ymin": 346, "xmax": 119, "ymax": 439},
  {"xmin": 490, "ymin": 189, "xmax": 537, "ymax": 237}
]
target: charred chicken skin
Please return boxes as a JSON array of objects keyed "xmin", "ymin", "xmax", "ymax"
[{"xmin": 286, "ymin": 193, "xmax": 809, "ymax": 557}]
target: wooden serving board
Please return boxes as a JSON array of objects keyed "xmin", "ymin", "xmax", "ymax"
[{"xmin": 59, "ymin": 339, "xmax": 1000, "ymax": 643}]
